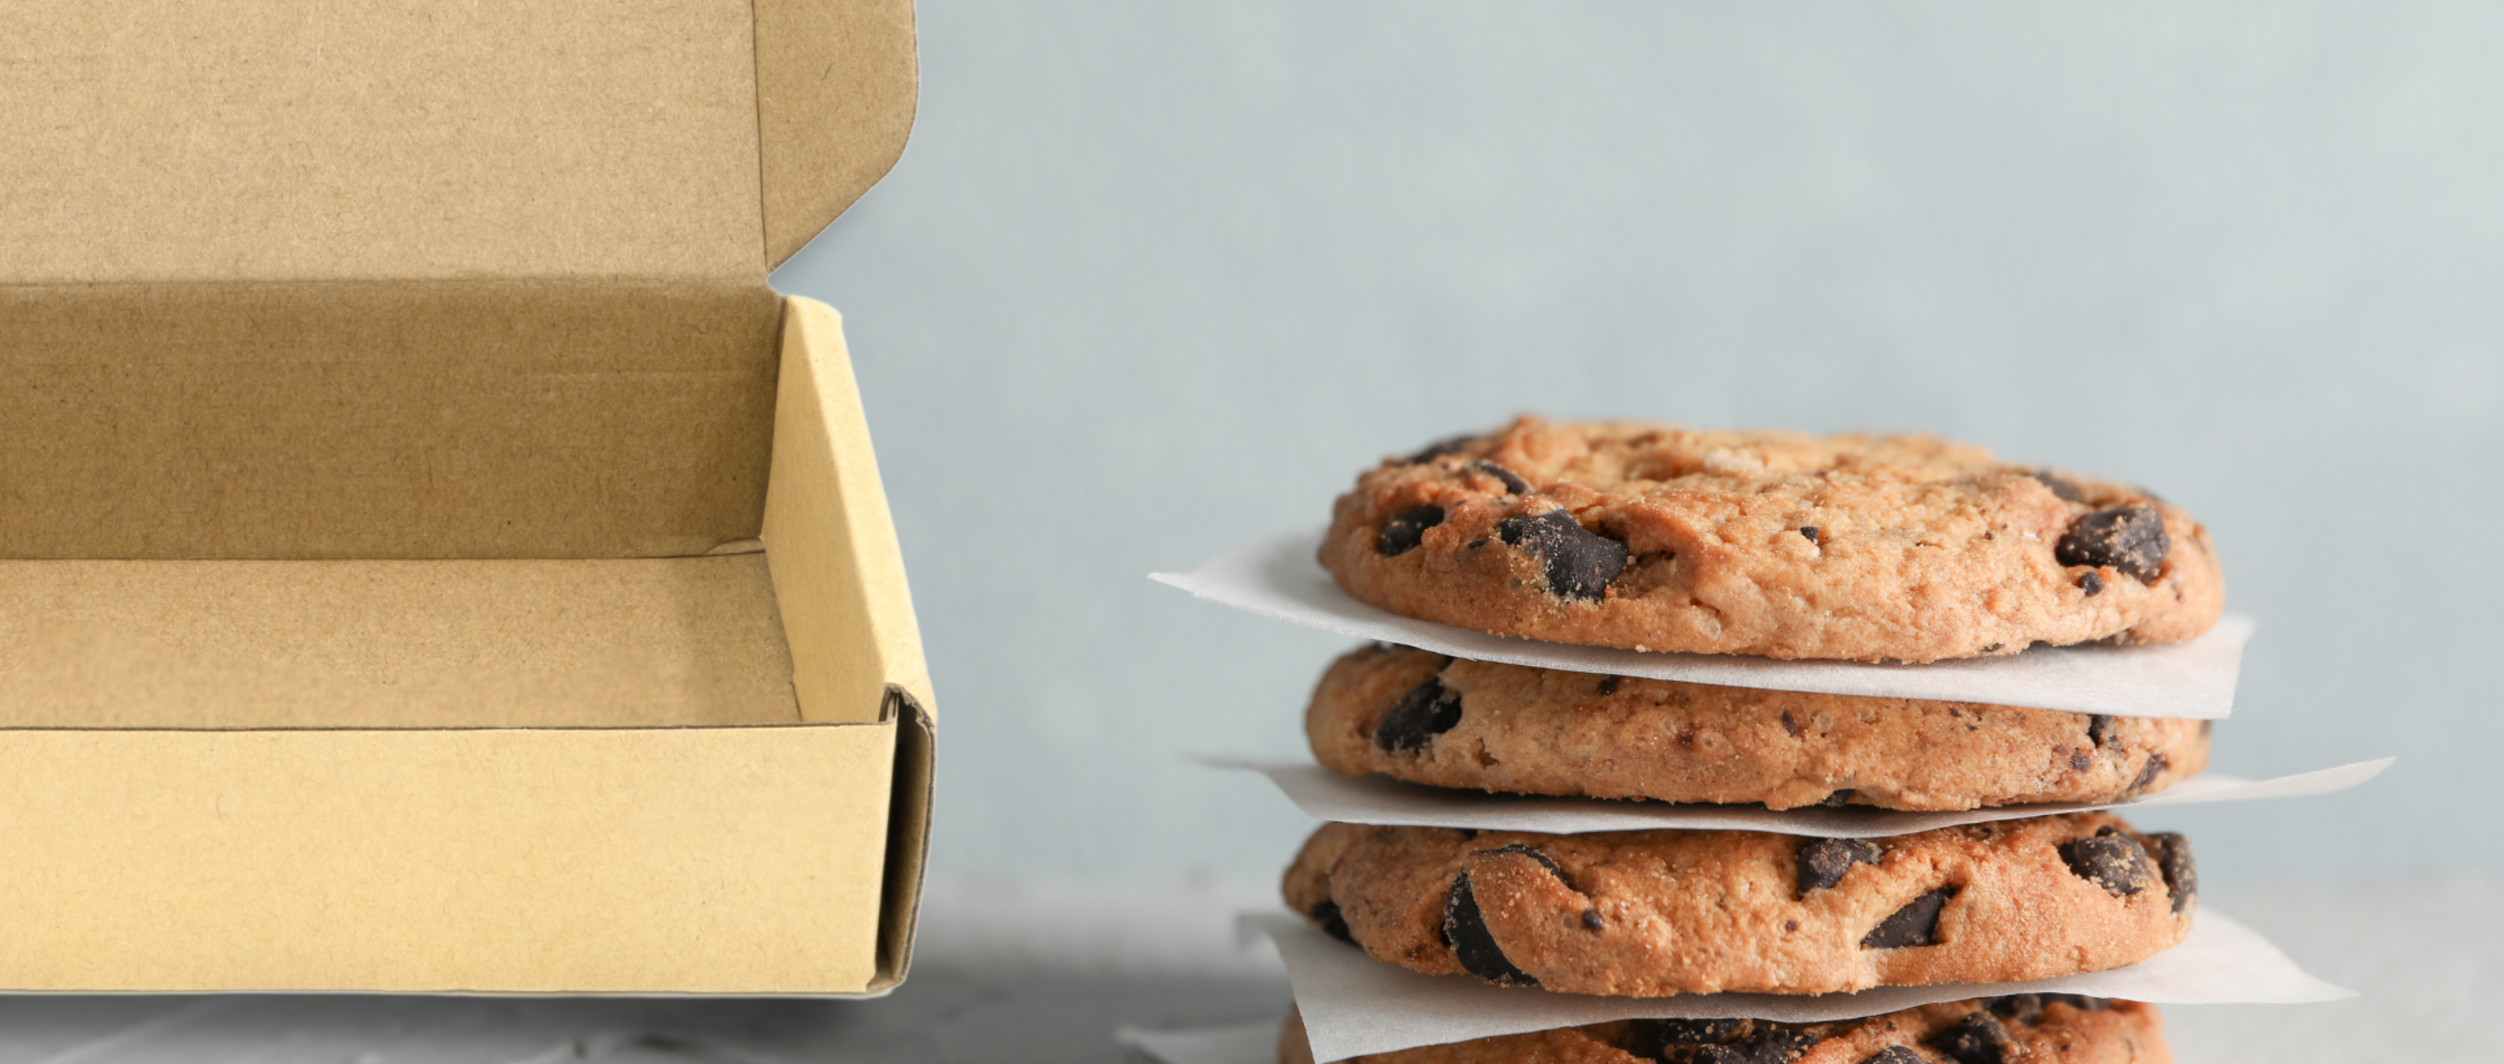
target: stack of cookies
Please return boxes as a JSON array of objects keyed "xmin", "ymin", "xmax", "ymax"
[{"xmin": 1277, "ymin": 417, "xmax": 2230, "ymax": 1064}]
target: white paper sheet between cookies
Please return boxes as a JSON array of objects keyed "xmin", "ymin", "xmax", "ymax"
[
  {"xmin": 1242, "ymin": 912, "xmax": 2349, "ymax": 1063},
  {"xmin": 1150, "ymin": 531, "xmax": 2252, "ymax": 719},
  {"xmin": 1219, "ymin": 759, "xmax": 2390, "ymax": 838}
]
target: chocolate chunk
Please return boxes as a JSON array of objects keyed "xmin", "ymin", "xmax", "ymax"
[
  {"xmin": 1581, "ymin": 908, "xmax": 1605, "ymax": 931},
  {"xmin": 1930, "ymin": 1011, "xmax": 2016, "ymax": 1064},
  {"xmin": 1799, "ymin": 526, "xmax": 1821, "ymax": 545},
  {"xmin": 1310, "ymin": 899, "xmax": 1355, "ymax": 945},
  {"xmin": 2028, "ymin": 469, "xmax": 2086, "ymax": 503},
  {"xmin": 1818, "ymin": 789, "xmax": 1856, "ymax": 808},
  {"xmin": 1625, "ymin": 1019, "xmax": 1752, "ymax": 1057},
  {"xmin": 1377, "ymin": 505, "xmax": 1445, "ymax": 556},
  {"xmin": 1862, "ymin": 888, "xmax": 1954, "ymax": 949},
  {"xmin": 1692, "ymin": 1031, "xmax": 1816, "ymax": 1064},
  {"xmin": 1497, "ymin": 510, "xmax": 1629, "ymax": 601},
  {"xmin": 1797, "ymin": 838, "xmax": 1884, "ymax": 896},
  {"xmin": 2058, "ymin": 830, "xmax": 2156, "ymax": 895},
  {"xmin": 1856, "ymin": 1049, "xmax": 1926, "ymax": 1064},
  {"xmin": 2078, "ymin": 570, "xmax": 2106, "ymax": 596},
  {"xmin": 2055, "ymin": 505, "xmax": 2169, "ymax": 583},
  {"xmin": 2127, "ymin": 753, "xmax": 2169, "ymax": 795},
  {"xmin": 2088, "ymin": 715, "xmax": 2116, "ymax": 748},
  {"xmin": 1639, "ymin": 1018, "xmax": 1753, "ymax": 1046},
  {"xmin": 1477, "ymin": 842, "xmax": 1570, "ymax": 888},
  {"xmin": 1987, "ymin": 994, "xmax": 2044, "ymax": 1024},
  {"xmin": 1374, "ymin": 678, "xmax": 1464, "ymax": 753},
  {"xmin": 1443, "ymin": 871, "xmax": 1538, "ymax": 987},
  {"xmin": 2070, "ymin": 750, "xmax": 2092, "ymax": 772},
  {"xmin": 1470, "ymin": 460, "xmax": 1532, "ymax": 495},
  {"xmin": 1405, "ymin": 435, "xmax": 1476, "ymax": 463},
  {"xmin": 2141, "ymin": 831, "xmax": 2198, "ymax": 913},
  {"xmin": 1597, "ymin": 675, "xmax": 1623, "ymax": 695},
  {"xmin": 1780, "ymin": 711, "xmax": 1801, "ymax": 737}
]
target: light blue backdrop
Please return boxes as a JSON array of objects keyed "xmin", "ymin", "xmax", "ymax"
[{"xmin": 773, "ymin": 2, "xmax": 2503, "ymax": 888}]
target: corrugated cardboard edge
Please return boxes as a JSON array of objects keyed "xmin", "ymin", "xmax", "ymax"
[
  {"xmin": 869, "ymin": 685, "xmax": 935, "ymax": 991},
  {"xmin": 755, "ymin": 0, "xmax": 920, "ymax": 268}
]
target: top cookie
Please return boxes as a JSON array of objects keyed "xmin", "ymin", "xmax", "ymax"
[{"xmin": 1320, "ymin": 418, "xmax": 2224, "ymax": 662}]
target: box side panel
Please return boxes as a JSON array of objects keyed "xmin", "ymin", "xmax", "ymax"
[
  {"xmin": 0, "ymin": 555, "xmax": 798, "ymax": 728},
  {"xmin": 0, "ymin": 726, "xmax": 895, "ymax": 992},
  {"xmin": 0, "ymin": 0, "xmax": 761, "ymax": 283},
  {"xmin": 0, "ymin": 281, "xmax": 780, "ymax": 560},
  {"xmin": 760, "ymin": 298, "xmax": 934, "ymax": 723},
  {"xmin": 754, "ymin": 0, "xmax": 920, "ymax": 267},
  {"xmin": 870, "ymin": 688, "xmax": 936, "ymax": 989}
]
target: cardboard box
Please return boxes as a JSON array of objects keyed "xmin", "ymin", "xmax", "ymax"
[{"xmin": 0, "ymin": 0, "xmax": 931, "ymax": 993}]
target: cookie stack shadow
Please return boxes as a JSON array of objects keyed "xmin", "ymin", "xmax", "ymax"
[{"xmin": 1160, "ymin": 420, "xmax": 2360, "ymax": 1064}]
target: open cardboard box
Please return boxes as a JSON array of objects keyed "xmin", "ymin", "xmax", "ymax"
[{"xmin": 0, "ymin": 0, "xmax": 930, "ymax": 993}]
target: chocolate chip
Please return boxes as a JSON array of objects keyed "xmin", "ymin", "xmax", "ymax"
[
  {"xmin": 2088, "ymin": 715, "xmax": 2116, "ymax": 748},
  {"xmin": 2127, "ymin": 753, "xmax": 2170, "ymax": 794},
  {"xmin": 1476, "ymin": 842, "xmax": 1570, "ymax": 887},
  {"xmin": 1405, "ymin": 435, "xmax": 1476, "ymax": 463},
  {"xmin": 1310, "ymin": 899, "xmax": 1355, "ymax": 945},
  {"xmin": 1797, "ymin": 837, "xmax": 1884, "ymax": 896},
  {"xmin": 1581, "ymin": 908, "xmax": 1605, "ymax": 931},
  {"xmin": 1857, "ymin": 1049, "xmax": 1926, "ymax": 1064},
  {"xmin": 2070, "ymin": 750, "xmax": 2092, "ymax": 772},
  {"xmin": 1377, "ymin": 505, "xmax": 1445, "ymax": 556},
  {"xmin": 1799, "ymin": 526, "xmax": 1821, "ymax": 545},
  {"xmin": 1625, "ymin": 1019, "xmax": 1752, "ymax": 1057},
  {"xmin": 2055, "ymin": 505, "xmax": 2169, "ymax": 583},
  {"xmin": 1443, "ymin": 871, "xmax": 1537, "ymax": 987},
  {"xmin": 2058, "ymin": 831, "xmax": 2156, "ymax": 896},
  {"xmin": 1780, "ymin": 711, "xmax": 1801, "ymax": 737},
  {"xmin": 2078, "ymin": 570, "xmax": 2106, "ymax": 596},
  {"xmin": 2028, "ymin": 469, "xmax": 2086, "ymax": 503},
  {"xmin": 1930, "ymin": 1011, "xmax": 2016, "ymax": 1064},
  {"xmin": 1981, "ymin": 642, "xmax": 2003, "ymax": 653},
  {"xmin": 1597, "ymin": 675, "xmax": 1622, "ymax": 695},
  {"xmin": 1469, "ymin": 460, "xmax": 1532, "ymax": 495},
  {"xmin": 1987, "ymin": 994, "xmax": 2044, "ymax": 1024},
  {"xmin": 1497, "ymin": 510, "xmax": 1629, "ymax": 601},
  {"xmin": 2141, "ymin": 831, "xmax": 2198, "ymax": 913},
  {"xmin": 1862, "ymin": 888, "xmax": 1954, "ymax": 949},
  {"xmin": 1692, "ymin": 1031, "xmax": 1816, "ymax": 1064},
  {"xmin": 1457, "ymin": 828, "xmax": 1479, "ymax": 840},
  {"xmin": 1818, "ymin": 789, "xmax": 1856, "ymax": 808},
  {"xmin": 1374, "ymin": 678, "xmax": 1464, "ymax": 753}
]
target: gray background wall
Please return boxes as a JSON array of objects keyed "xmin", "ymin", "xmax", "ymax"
[{"xmin": 773, "ymin": 1, "xmax": 2504, "ymax": 889}]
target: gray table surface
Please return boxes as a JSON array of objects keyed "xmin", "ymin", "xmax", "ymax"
[{"xmin": 0, "ymin": 878, "xmax": 2481, "ymax": 1063}]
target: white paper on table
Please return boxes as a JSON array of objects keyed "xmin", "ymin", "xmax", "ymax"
[
  {"xmin": 1115, "ymin": 1020, "xmax": 1284, "ymax": 1064},
  {"xmin": 1150, "ymin": 531, "xmax": 2252, "ymax": 719},
  {"xmin": 1218, "ymin": 759, "xmax": 2391, "ymax": 838},
  {"xmin": 1247, "ymin": 910, "xmax": 2350, "ymax": 1063}
]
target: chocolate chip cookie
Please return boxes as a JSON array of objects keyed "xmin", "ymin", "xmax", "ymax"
[
  {"xmin": 1284, "ymin": 814, "xmax": 2196, "ymax": 996},
  {"xmin": 1319, "ymin": 418, "xmax": 2224, "ymax": 662},
  {"xmin": 1280, "ymin": 996, "xmax": 2170, "ymax": 1064},
  {"xmin": 1309, "ymin": 645, "xmax": 2210, "ymax": 810}
]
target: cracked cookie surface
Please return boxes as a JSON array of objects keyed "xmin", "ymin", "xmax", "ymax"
[
  {"xmin": 1283, "ymin": 814, "xmax": 2196, "ymax": 997},
  {"xmin": 1319, "ymin": 418, "xmax": 2224, "ymax": 662},
  {"xmin": 1279, "ymin": 996, "xmax": 2171, "ymax": 1064},
  {"xmin": 1309, "ymin": 645, "xmax": 2211, "ymax": 810}
]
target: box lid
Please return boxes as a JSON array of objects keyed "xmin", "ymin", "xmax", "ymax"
[{"xmin": 0, "ymin": 0, "xmax": 914, "ymax": 284}]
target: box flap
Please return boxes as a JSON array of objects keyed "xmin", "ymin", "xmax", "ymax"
[
  {"xmin": 757, "ymin": 0, "xmax": 921, "ymax": 269},
  {"xmin": 0, "ymin": 0, "xmax": 914, "ymax": 283}
]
